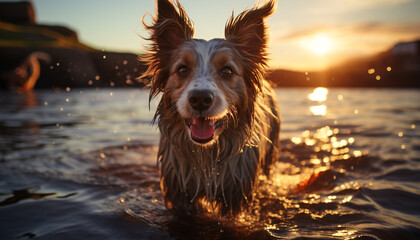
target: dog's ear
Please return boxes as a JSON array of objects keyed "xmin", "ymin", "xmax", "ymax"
[
  {"xmin": 152, "ymin": 0, "xmax": 194, "ymax": 52},
  {"xmin": 225, "ymin": 0, "xmax": 275, "ymax": 89},
  {"xmin": 141, "ymin": 0, "xmax": 194, "ymax": 99}
]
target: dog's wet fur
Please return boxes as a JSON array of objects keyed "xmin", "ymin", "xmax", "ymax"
[{"xmin": 141, "ymin": 0, "xmax": 280, "ymax": 216}]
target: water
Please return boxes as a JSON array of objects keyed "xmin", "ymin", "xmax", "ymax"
[{"xmin": 0, "ymin": 88, "xmax": 419, "ymax": 240}]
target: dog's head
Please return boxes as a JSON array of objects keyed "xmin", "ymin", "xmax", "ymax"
[{"xmin": 142, "ymin": 0, "xmax": 275, "ymax": 146}]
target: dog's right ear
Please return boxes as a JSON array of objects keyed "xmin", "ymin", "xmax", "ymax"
[{"xmin": 140, "ymin": 0, "xmax": 194, "ymax": 99}]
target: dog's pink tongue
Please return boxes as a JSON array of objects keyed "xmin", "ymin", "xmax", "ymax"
[{"xmin": 190, "ymin": 118, "xmax": 215, "ymax": 140}]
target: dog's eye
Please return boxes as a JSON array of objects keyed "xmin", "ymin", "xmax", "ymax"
[
  {"xmin": 177, "ymin": 66, "xmax": 189, "ymax": 77},
  {"xmin": 221, "ymin": 67, "xmax": 233, "ymax": 78}
]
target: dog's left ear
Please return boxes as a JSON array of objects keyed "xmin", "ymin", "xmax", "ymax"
[{"xmin": 225, "ymin": 0, "xmax": 276, "ymax": 89}]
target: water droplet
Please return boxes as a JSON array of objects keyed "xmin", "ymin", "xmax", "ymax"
[
  {"xmin": 398, "ymin": 132, "xmax": 403, "ymax": 137},
  {"xmin": 368, "ymin": 68, "xmax": 375, "ymax": 74},
  {"xmin": 375, "ymin": 75, "xmax": 381, "ymax": 81},
  {"xmin": 103, "ymin": 55, "xmax": 106, "ymax": 59},
  {"xmin": 123, "ymin": 60, "xmax": 128, "ymax": 65},
  {"xmin": 387, "ymin": 66, "xmax": 392, "ymax": 71},
  {"xmin": 95, "ymin": 75, "xmax": 100, "ymax": 81},
  {"xmin": 401, "ymin": 144, "xmax": 406, "ymax": 150},
  {"xmin": 56, "ymin": 62, "xmax": 60, "ymax": 67},
  {"xmin": 66, "ymin": 87, "xmax": 71, "ymax": 92},
  {"xmin": 88, "ymin": 80, "xmax": 93, "ymax": 85}
]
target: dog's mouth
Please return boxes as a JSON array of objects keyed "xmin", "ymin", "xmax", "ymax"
[{"xmin": 185, "ymin": 117, "xmax": 222, "ymax": 144}]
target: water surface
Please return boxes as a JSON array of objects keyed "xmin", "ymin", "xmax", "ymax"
[{"xmin": 1, "ymin": 88, "xmax": 419, "ymax": 239}]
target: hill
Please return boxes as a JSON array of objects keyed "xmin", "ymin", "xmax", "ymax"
[{"xmin": 0, "ymin": 1, "xmax": 145, "ymax": 90}]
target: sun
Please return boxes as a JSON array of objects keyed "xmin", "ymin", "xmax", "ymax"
[{"xmin": 304, "ymin": 34, "xmax": 333, "ymax": 55}]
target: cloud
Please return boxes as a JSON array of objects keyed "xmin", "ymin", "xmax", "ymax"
[
  {"xmin": 305, "ymin": 0, "xmax": 413, "ymax": 14},
  {"xmin": 278, "ymin": 21, "xmax": 420, "ymax": 41}
]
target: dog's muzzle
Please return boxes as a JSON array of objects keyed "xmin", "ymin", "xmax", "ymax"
[{"xmin": 186, "ymin": 90, "xmax": 217, "ymax": 144}]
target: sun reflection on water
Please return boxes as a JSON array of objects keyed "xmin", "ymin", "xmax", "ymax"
[
  {"xmin": 308, "ymin": 87, "xmax": 328, "ymax": 102},
  {"xmin": 239, "ymin": 125, "xmax": 366, "ymax": 239},
  {"xmin": 308, "ymin": 87, "xmax": 329, "ymax": 116},
  {"xmin": 310, "ymin": 105, "xmax": 327, "ymax": 116}
]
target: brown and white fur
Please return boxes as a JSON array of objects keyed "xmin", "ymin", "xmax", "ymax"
[{"xmin": 141, "ymin": 0, "xmax": 280, "ymax": 216}]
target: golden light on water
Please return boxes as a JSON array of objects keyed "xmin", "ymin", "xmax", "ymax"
[
  {"xmin": 310, "ymin": 105, "xmax": 327, "ymax": 116},
  {"xmin": 308, "ymin": 88, "xmax": 329, "ymax": 116},
  {"xmin": 308, "ymin": 87, "xmax": 329, "ymax": 102},
  {"xmin": 353, "ymin": 150, "xmax": 362, "ymax": 157},
  {"xmin": 291, "ymin": 137, "xmax": 302, "ymax": 144},
  {"xmin": 332, "ymin": 230, "xmax": 357, "ymax": 238},
  {"xmin": 248, "ymin": 124, "xmax": 366, "ymax": 237}
]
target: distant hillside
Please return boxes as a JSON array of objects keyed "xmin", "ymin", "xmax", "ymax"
[
  {"xmin": 269, "ymin": 40, "xmax": 420, "ymax": 88},
  {"xmin": 0, "ymin": 1, "xmax": 145, "ymax": 90}
]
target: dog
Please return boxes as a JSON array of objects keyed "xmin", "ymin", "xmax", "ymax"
[{"xmin": 141, "ymin": 0, "xmax": 280, "ymax": 216}]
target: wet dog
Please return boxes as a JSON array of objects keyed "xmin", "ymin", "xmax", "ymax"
[{"xmin": 141, "ymin": 0, "xmax": 280, "ymax": 215}]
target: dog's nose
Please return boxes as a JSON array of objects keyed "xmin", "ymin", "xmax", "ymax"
[{"xmin": 189, "ymin": 90, "xmax": 214, "ymax": 111}]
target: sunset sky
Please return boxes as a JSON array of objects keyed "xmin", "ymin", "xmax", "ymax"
[{"xmin": 26, "ymin": 0, "xmax": 420, "ymax": 71}]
